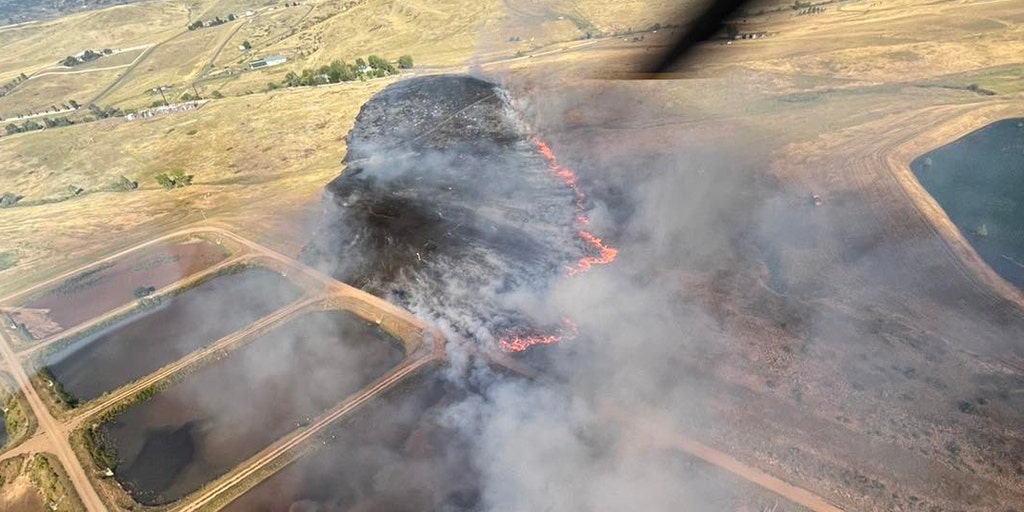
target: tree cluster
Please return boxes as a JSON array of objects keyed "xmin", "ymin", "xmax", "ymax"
[
  {"xmin": 88, "ymin": 104, "xmax": 120, "ymax": 119},
  {"xmin": 188, "ymin": 13, "xmax": 236, "ymax": 30},
  {"xmin": 0, "ymin": 73, "xmax": 28, "ymax": 98},
  {"xmin": 59, "ymin": 49, "xmax": 106, "ymax": 67},
  {"xmin": 274, "ymin": 55, "xmax": 411, "ymax": 89},
  {"xmin": 3, "ymin": 116, "xmax": 75, "ymax": 135}
]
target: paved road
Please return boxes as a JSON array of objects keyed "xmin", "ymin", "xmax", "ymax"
[{"xmin": 0, "ymin": 330, "xmax": 107, "ymax": 512}]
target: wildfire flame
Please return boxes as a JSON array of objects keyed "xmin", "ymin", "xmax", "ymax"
[
  {"xmin": 533, "ymin": 138, "xmax": 618, "ymax": 275},
  {"xmin": 497, "ymin": 138, "xmax": 618, "ymax": 353},
  {"xmin": 498, "ymin": 317, "xmax": 579, "ymax": 353}
]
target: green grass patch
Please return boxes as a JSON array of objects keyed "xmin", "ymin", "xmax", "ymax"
[{"xmin": 0, "ymin": 252, "xmax": 18, "ymax": 272}]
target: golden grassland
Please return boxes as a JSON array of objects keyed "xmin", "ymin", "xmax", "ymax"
[
  {"xmin": 0, "ymin": 2, "xmax": 187, "ymax": 82},
  {"xmin": 102, "ymin": 23, "xmax": 233, "ymax": 108},
  {"xmin": 0, "ymin": 80, "xmax": 388, "ymax": 294},
  {"xmin": 0, "ymin": 69, "xmax": 122, "ymax": 119}
]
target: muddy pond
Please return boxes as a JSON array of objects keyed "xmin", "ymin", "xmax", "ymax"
[
  {"xmin": 911, "ymin": 118, "xmax": 1024, "ymax": 287},
  {"xmin": 96, "ymin": 310, "xmax": 405, "ymax": 506},
  {"xmin": 17, "ymin": 238, "xmax": 230, "ymax": 337},
  {"xmin": 44, "ymin": 267, "xmax": 302, "ymax": 404},
  {"xmin": 222, "ymin": 370, "xmax": 476, "ymax": 512}
]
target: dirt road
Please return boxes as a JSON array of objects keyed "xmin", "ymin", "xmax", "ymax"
[
  {"xmin": 66, "ymin": 296, "xmax": 320, "ymax": 431},
  {"xmin": 613, "ymin": 408, "xmax": 845, "ymax": 512},
  {"xmin": 176, "ymin": 352, "xmax": 441, "ymax": 512},
  {"xmin": 0, "ymin": 330, "xmax": 107, "ymax": 512}
]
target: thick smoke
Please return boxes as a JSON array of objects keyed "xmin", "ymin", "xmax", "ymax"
[
  {"xmin": 431, "ymin": 77, "xmax": 775, "ymax": 511},
  {"xmin": 298, "ymin": 71, "xmax": 782, "ymax": 511}
]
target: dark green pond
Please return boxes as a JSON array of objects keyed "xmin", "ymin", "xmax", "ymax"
[{"xmin": 910, "ymin": 118, "xmax": 1024, "ymax": 288}]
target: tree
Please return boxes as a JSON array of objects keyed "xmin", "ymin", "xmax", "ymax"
[
  {"xmin": 242, "ymin": 40, "xmax": 252, "ymax": 50},
  {"xmin": 61, "ymin": 56, "xmax": 78, "ymax": 67},
  {"xmin": 210, "ymin": 90, "xmax": 224, "ymax": 99},
  {"xmin": 69, "ymin": 99, "xmax": 80, "ymax": 109},
  {"xmin": 398, "ymin": 55, "xmax": 413, "ymax": 69},
  {"xmin": 355, "ymin": 57, "xmax": 367, "ymax": 69},
  {"xmin": 283, "ymin": 71, "xmax": 300, "ymax": 87},
  {"xmin": 4, "ymin": 124, "xmax": 20, "ymax": 135}
]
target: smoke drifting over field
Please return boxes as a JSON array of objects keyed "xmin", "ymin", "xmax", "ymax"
[{"xmin": 301, "ymin": 73, "xmax": 772, "ymax": 510}]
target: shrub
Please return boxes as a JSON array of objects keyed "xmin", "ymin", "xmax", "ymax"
[
  {"xmin": 116, "ymin": 175, "xmax": 138, "ymax": 191},
  {"xmin": 154, "ymin": 170, "xmax": 194, "ymax": 189},
  {"xmin": 133, "ymin": 286, "xmax": 156, "ymax": 298},
  {"xmin": 398, "ymin": 55, "xmax": 413, "ymax": 69},
  {"xmin": 0, "ymin": 192, "xmax": 21, "ymax": 207}
]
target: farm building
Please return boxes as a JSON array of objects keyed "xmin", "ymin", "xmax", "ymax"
[{"xmin": 249, "ymin": 55, "xmax": 287, "ymax": 70}]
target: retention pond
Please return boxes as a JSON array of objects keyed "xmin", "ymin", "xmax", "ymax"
[
  {"xmin": 16, "ymin": 238, "xmax": 229, "ymax": 338},
  {"xmin": 44, "ymin": 267, "xmax": 302, "ymax": 404},
  {"xmin": 911, "ymin": 118, "xmax": 1024, "ymax": 287},
  {"xmin": 222, "ymin": 371, "xmax": 476, "ymax": 512},
  {"xmin": 95, "ymin": 310, "xmax": 406, "ymax": 506}
]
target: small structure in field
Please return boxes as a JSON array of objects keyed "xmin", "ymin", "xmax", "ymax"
[{"xmin": 248, "ymin": 55, "xmax": 287, "ymax": 70}]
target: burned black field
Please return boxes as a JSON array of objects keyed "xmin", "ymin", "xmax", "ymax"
[{"xmin": 301, "ymin": 75, "xmax": 596, "ymax": 348}]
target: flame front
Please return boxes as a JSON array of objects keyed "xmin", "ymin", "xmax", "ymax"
[
  {"xmin": 498, "ymin": 318, "xmax": 579, "ymax": 353},
  {"xmin": 497, "ymin": 138, "xmax": 618, "ymax": 353}
]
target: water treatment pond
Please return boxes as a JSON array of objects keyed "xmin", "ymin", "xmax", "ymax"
[
  {"xmin": 16, "ymin": 238, "xmax": 230, "ymax": 338},
  {"xmin": 222, "ymin": 371, "xmax": 476, "ymax": 512},
  {"xmin": 911, "ymin": 118, "xmax": 1024, "ymax": 287},
  {"xmin": 44, "ymin": 267, "xmax": 302, "ymax": 404},
  {"xmin": 96, "ymin": 310, "xmax": 406, "ymax": 506}
]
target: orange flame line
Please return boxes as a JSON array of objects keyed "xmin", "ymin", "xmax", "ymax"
[
  {"xmin": 497, "ymin": 138, "xmax": 618, "ymax": 353},
  {"xmin": 498, "ymin": 317, "xmax": 579, "ymax": 353},
  {"xmin": 532, "ymin": 137, "xmax": 618, "ymax": 276}
]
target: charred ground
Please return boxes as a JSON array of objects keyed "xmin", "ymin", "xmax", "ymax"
[{"xmin": 302, "ymin": 75, "xmax": 591, "ymax": 346}]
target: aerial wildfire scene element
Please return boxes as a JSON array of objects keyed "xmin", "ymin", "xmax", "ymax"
[{"xmin": 1, "ymin": 0, "xmax": 1024, "ymax": 511}]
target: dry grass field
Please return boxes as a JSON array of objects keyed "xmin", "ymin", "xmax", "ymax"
[
  {"xmin": 1, "ymin": 0, "xmax": 1024, "ymax": 510},
  {"xmin": 0, "ymin": 2, "xmax": 186, "ymax": 82},
  {"xmin": 0, "ymin": 69, "xmax": 121, "ymax": 119},
  {"xmin": 0, "ymin": 79, "xmax": 388, "ymax": 290}
]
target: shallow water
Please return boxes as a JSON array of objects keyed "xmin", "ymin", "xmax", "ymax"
[
  {"xmin": 221, "ymin": 372, "xmax": 477, "ymax": 512},
  {"xmin": 911, "ymin": 118, "xmax": 1024, "ymax": 287},
  {"xmin": 98, "ymin": 310, "xmax": 405, "ymax": 506},
  {"xmin": 45, "ymin": 268, "xmax": 303, "ymax": 403}
]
